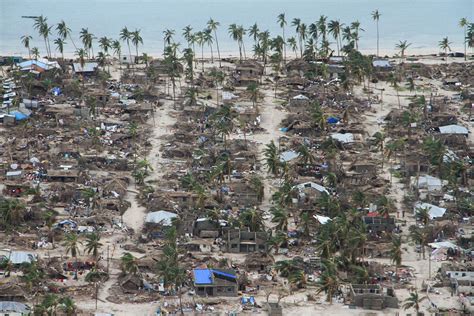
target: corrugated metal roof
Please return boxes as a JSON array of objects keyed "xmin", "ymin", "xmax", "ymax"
[
  {"xmin": 145, "ymin": 211, "xmax": 177, "ymax": 226},
  {"xmin": 8, "ymin": 251, "xmax": 35, "ymax": 264},
  {"xmin": 0, "ymin": 301, "xmax": 30, "ymax": 313},
  {"xmin": 73, "ymin": 62, "xmax": 98, "ymax": 73}
]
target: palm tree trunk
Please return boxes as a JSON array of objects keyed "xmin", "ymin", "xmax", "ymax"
[
  {"xmin": 283, "ymin": 27, "xmax": 286, "ymax": 62},
  {"xmin": 201, "ymin": 45, "xmax": 204, "ymax": 71},
  {"xmin": 214, "ymin": 31, "xmax": 221, "ymax": 67},
  {"xmin": 376, "ymin": 22, "xmax": 379, "ymax": 57},
  {"xmin": 242, "ymin": 40, "xmax": 247, "ymax": 60}
]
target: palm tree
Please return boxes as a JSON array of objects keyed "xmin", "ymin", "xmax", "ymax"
[
  {"xmin": 287, "ymin": 37, "xmax": 298, "ymax": 57},
  {"xmin": 390, "ymin": 235, "xmax": 402, "ymax": 268},
  {"xmin": 182, "ymin": 25, "xmax": 193, "ymax": 48},
  {"xmin": 317, "ymin": 15, "xmax": 328, "ymax": 55},
  {"xmin": 395, "ymin": 40, "xmax": 411, "ymax": 63},
  {"xmin": 264, "ymin": 140, "xmax": 280, "ymax": 176},
  {"xmin": 57, "ymin": 20, "xmax": 77, "ymax": 50},
  {"xmin": 112, "ymin": 40, "xmax": 121, "ymax": 68},
  {"xmin": 248, "ymin": 23, "xmax": 260, "ymax": 49},
  {"xmin": 131, "ymin": 29, "xmax": 143, "ymax": 58},
  {"xmin": 277, "ymin": 13, "xmax": 287, "ymax": 61},
  {"xmin": 98, "ymin": 36, "xmax": 111, "ymax": 55},
  {"xmin": 120, "ymin": 27, "xmax": 133, "ymax": 65},
  {"xmin": 59, "ymin": 297, "xmax": 76, "ymax": 316},
  {"xmin": 229, "ymin": 24, "xmax": 243, "ymax": 61},
  {"xmin": 203, "ymin": 29, "xmax": 214, "ymax": 63},
  {"xmin": 195, "ymin": 31, "xmax": 205, "ymax": 70},
  {"xmin": 33, "ymin": 15, "xmax": 52, "ymax": 58},
  {"xmin": 20, "ymin": 35, "xmax": 32, "ymax": 60},
  {"xmin": 0, "ymin": 198, "xmax": 26, "ymax": 229},
  {"xmin": 121, "ymin": 252, "xmax": 139, "ymax": 275},
  {"xmin": 350, "ymin": 21, "xmax": 364, "ymax": 50},
  {"xmin": 297, "ymin": 143, "xmax": 315, "ymax": 165},
  {"xmin": 163, "ymin": 29, "xmax": 175, "ymax": 53},
  {"xmin": 239, "ymin": 208, "xmax": 264, "ymax": 231},
  {"xmin": 403, "ymin": 290, "xmax": 428, "ymax": 315},
  {"xmin": 459, "ymin": 18, "xmax": 469, "ymax": 61},
  {"xmin": 85, "ymin": 232, "xmax": 103, "ymax": 260},
  {"xmin": 291, "ymin": 18, "xmax": 303, "ymax": 57},
  {"xmin": 467, "ymin": 23, "xmax": 474, "ymax": 50},
  {"xmin": 439, "ymin": 37, "xmax": 452, "ymax": 63},
  {"xmin": 246, "ymin": 82, "xmax": 260, "ymax": 111},
  {"xmin": 80, "ymin": 28, "xmax": 94, "ymax": 58},
  {"xmin": 271, "ymin": 206, "xmax": 289, "ymax": 231},
  {"xmin": 371, "ymin": 9, "xmax": 381, "ymax": 56},
  {"xmin": 409, "ymin": 225, "xmax": 430, "ymax": 260},
  {"xmin": 328, "ymin": 20, "xmax": 343, "ymax": 56},
  {"xmin": 316, "ymin": 259, "xmax": 339, "ymax": 303},
  {"xmin": 31, "ymin": 47, "xmax": 40, "ymax": 60},
  {"xmin": 54, "ymin": 38, "xmax": 66, "ymax": 59},
  {"xmin": 64, "ymin": 232, "xmax": 81, "ymax": 258},
  {"xmin": 208, "ymin": 19, "xmax": 222, "ymax": 67}
]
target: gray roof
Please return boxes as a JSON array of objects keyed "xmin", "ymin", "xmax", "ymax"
[
  {"xmin": 279, "ymin": 150, "xmax": 299, "ymax": 162},
  {"xmin": 0, "ymin": 301, "xmax": 30, "ymax": 313},
  {"xmin": 73, "ymin": 62, "xmax": 98, "ymax": 73},
  {"xmin": 145, "ymin": 211, "xmax": 177, "ymax": 226},
  {"xmin": 373, "ymin": 59, "xmax": 393, "ymax": 68},
  {"xmin": 7, "ymin": 251, "xmax": 35, "ymax": 264}
]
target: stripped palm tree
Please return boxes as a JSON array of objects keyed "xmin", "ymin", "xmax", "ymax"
[
  {"xmin": 459, "ymin": 18, "xmax": 469, "ymax": 61},
  {"xmin": 56, "ymin": 20, "xmax": 77, "ymax": 50},
  {"xmin": 33, "ymin": 15, "xmax": 52, "ymax": 58},
  {"xmin": 371, "ymin": 9, "xmax": 381, "ymax": 56},
  {"xmin": 207, "ymin": 19, "xmax": 222, "ymax": 67},
  {"xmin": 120, "ymin": 27, "xmax": 133, "ymax": 65}
]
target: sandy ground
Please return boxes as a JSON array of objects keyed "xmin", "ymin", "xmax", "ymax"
[{"xmin": 2, "ymin": 55, "xmax": 471, "ymax": 315}]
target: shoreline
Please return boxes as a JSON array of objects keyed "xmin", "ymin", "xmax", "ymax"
[{"xmin": 1, "ymin": 46, "xmax": 470, "ymax": 61}]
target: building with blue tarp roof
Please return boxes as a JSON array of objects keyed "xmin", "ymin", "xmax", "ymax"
[{"xmin": 193, "ymin": 268, "xmax": 238, "ymax": 296}]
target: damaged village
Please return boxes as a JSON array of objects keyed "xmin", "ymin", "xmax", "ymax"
[{"xmin": 0, "ymin": 13, "xmax": 474, "ymax": 316}]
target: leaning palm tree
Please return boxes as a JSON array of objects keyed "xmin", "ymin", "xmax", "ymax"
[
  {"xmin": 277, "ymin": 13, "xmax": 287, "ymax": 61},
  {"xmin": 54, "ymin": 38, "xmax": 66, "ymax": 59},
  {"xmin": 395, "ymin": 40, "xmax": 411, "ymax": 62},
  {"xmin": 439, "ymin": 36, "xmax": 452, "ymax": 63},
  {"xmin": 371, "ymin": 9, "xmax": 381, "ymax": 56},
  {"xmin": 120, "ymin": 27, "xmax": 133, "ymax": 64},
  {"xmin": 459, "ymin": 18, "xmax": 469, "ymax": 61},
  {"xmin": 21, "ymin": 35, "xmax": 33, "ymax": 60},
  {"xmin": 56, "ymin": 20, "xmax": 77, "ymax": 50},
  {"xmin": 328, "ymin": 20, "xmax": 343, "ymax": 55},
  {"xmin": 207, "ymin": 19, "xmax": 222, "ymax": 67},
  {"xmin": 131, "ymin": 29, "xmax": 143, "ymax": 58},
  {"xmin": 33, "ymin": 15, "xmax": 52, "ymax": 58},
  {"xmin": 291, "ymin": 18, "xmax": 303, "ymax": 57},
  {"xmin": 85, "ymin": 232, "xmax": 103, "ymax": 260},
  {"xmin": 403, "ymin": 290, "xmax": 428, "ymax": 315}
]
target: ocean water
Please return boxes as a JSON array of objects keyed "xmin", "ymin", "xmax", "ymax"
[{"xmin": 0, "ymin": 0, "xmax": 472, "ymax": 57}]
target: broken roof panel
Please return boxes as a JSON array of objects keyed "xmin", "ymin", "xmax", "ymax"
[
  {"xmin": 279, "ymin": 150, "xmax": 299, "ymax": 162},
  {"xmin": 438, "ymin": 124, "xmax": 469, "ymax": 135},
  {"xmin": 145, "ymin": 210, "xmax": 177, "ymax": 226},
  {"xmin": 414, "ymin": 202, "xmax": 447, "ymax": 219},
  {"xmin": 294, "ymin": 182, "xmax": 329, "ymax": 195},
  {"xmin": 330, "ymin": 133, "xmax": 354, "ymax": 143}
]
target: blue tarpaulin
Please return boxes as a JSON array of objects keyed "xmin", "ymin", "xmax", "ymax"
[
  {"xmin": 52, "ymin": 87, "xmax": 62, "ymax": 96},
  {"xmin": 11, "ymin": 111, "xmax": 29, "ymax": 121},
  {"xmin": 327, "ymin": 117, "xmax": 339, "ymax": 124},
  {"xmin": 193, "ymin": 269, "xmax": 213, "ymax": 284},
  {"xmin": 211, "ymin": 269, "xmax": 236, "ymax": 279}
]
